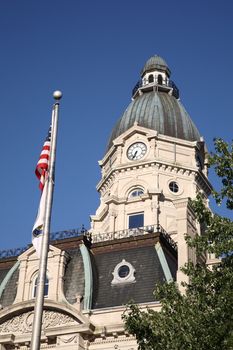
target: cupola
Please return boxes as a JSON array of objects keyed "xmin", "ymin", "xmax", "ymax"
[
  {"xmin": 107, "ymin": 55, "xmax": 201, "ymax": 152},
  {"xmin": 132, "ymin": 54, "xmax": 179, "ymax": 99},
  {"xmin": 141, "ymin": 55, "xmax": 171, "ymax": 88}
]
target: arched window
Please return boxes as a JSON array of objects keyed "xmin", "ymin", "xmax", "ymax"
[
  {"xmin": 148, "ymin": 74, "xmax": 154, "ymax": 83},
  {"xmin": 158, "ymin": 74, "xmax": 163, "ymax": 85},
  {"xmin": 33, "ymin": 275, "xmax": 49, "ymax": 298},
  {"xmin": 129, "ymin": 188, "xmax": 144, "ymax": 198}
]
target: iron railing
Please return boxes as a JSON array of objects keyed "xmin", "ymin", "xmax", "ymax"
[
  {"xmin": 0, "ymin": 246, "xmax": 28, "ymax": 259},
  {"xmin": 132, "ymin": 80, "xmax": 142, "ymax": 96},
  {"xmin": 0, "ymin": 226, "xmax": 87, "ymax": 259},
  {"xmin": 0, "ymin": 224, "xmax": 177, "ymax": 259},
  {"xmin": 92, "ymin": 224, "xmax": 177, "ymax": 251},
  {"xmin": 132, "ymin": 79, "xmax": 179, "ymax": 99},
  {"xmin": 168, "ymin": 80, "xmax": 179, "ymax": 99},
  {"xmin": 50, "ymin": 226, "xmax": 87, "ymax": 241}
]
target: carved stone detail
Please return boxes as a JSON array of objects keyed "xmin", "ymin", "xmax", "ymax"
[
  {"xmin": 0, "ymin": 310, "xmax": 78, "ymax": 335},
  {"xmin": 57, "ymin": 334, "xmax": 78, "ymax": 345}
]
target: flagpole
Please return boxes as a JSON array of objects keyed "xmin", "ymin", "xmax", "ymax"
[{"xmin": 31, "ymin": 90, "xmax": 62, "ymax": 350}]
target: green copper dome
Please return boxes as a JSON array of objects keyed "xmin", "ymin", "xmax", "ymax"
[{"xmin": 106, "ymin": 56, "xmax": 201, "ymax": 151}]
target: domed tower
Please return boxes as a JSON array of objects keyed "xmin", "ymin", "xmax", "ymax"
[{"xmin": 91, "ymin": 55, "xmax": 211, "ymax": 285}]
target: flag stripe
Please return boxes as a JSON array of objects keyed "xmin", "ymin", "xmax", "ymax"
[
  {"xmin": 39, "ymin": 150, "xmax": 50, "ymax": 156},
  {"xmin": 35, "ymin": 127, "xmax": 51, "ymax": 191}
]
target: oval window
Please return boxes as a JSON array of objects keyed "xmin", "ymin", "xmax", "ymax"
[
  {"xmin": 118, "ymin": 265, "xmax": 130, "ymax": 278},
  {"xmin": 169, "ymin": 181, "xmax": 179, "ymax": 193},
  {"xmin": 111, "ymin": 259, "xmax": 136, "ymax": 285}
]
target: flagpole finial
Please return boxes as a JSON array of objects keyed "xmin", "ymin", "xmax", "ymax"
[{"xmin": 53, "ymin": 90, "xmax": 62, "ymax": 100}]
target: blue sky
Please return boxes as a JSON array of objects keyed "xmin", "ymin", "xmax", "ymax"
[{"xmin": 1, "ymin": 0, "xmax": 232, "ymax": 250}]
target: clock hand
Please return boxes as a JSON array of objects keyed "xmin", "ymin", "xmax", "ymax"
[{"xmin": 132, "ymin": 150, "xmax": 138, "ymax": 159}]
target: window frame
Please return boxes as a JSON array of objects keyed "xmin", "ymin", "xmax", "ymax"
[
  {"xmin": 148, "ymin": 74, "xmax": 154, "ymax": 83},
  {"xmin": 168, "ymin": 181, "xmax": 179, "ymax": 194},
  {"xmin": 128, "ymin": 188, "xmax": 144, "ymax": 198},
  {"xmin": 111, "ymin": 259, "xmax": 136, "ymax": 285},
  {"xmin": 128, "ymin": 212, "xmax": 144, "ymax": 229},
  {"xmin": 157, "ymin": 74, "xmax": 163, "ymax": 85},
  {"xmin": 32, "ymin": 274, "xmax": 49, "ymax": 299}
]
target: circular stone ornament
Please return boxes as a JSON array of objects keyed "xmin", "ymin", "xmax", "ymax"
[{"xmin": 111, "ymin": 259, "xmax": 135, "ymax": 285}]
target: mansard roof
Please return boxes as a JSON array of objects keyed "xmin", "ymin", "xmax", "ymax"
[{"xmin": 0, "ymin": 228, "xmax": 177, "ymax": 310}]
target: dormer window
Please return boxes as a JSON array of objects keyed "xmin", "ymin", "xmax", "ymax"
[
  {"xmin": 148, "ymin": 74, "xmax": 154, "ymax": 83},
  {"xmin": 111, "ymin": 259, "xmax": 136, "ymax": 285},
  {"xmin": 129, "ymin": 188, "xmax": 144, "ymax": 198},
  {"xmin": 33, "ymin": 275, "xmax": 49, "ymax": 298}
]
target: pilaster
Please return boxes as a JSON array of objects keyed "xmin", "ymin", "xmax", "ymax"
[{"xmin": 173, "ymin": 198, "xmax": 197, "ymax": 291}]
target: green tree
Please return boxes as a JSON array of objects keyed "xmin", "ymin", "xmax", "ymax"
[{"xmin": 123, "ymin": 138, "xmax": 233, "ymax": 350}]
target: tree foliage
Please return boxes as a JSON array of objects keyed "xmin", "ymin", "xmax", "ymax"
[
  {"xmin": 209, "ymin": 138, "xmax": 233, "ymax": 209},
  {"xmin": 123, "ymin": 138, "xmax": 233, "ymax": 350}
]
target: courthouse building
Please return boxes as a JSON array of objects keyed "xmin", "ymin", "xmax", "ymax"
[{"xmin": 0, "ymin": 55, "xmax": 211, "ymax": 349}]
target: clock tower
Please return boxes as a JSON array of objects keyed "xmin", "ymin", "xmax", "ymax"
[
  {"xmin": 0, "ymin": 56, "xmax": 213, "ymax": 349},
  {"xmin": 91, "ymin": 55, "xmax": 212, "ymax": 285}
]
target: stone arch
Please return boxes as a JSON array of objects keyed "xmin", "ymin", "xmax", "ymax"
[
  {"xmin": 122, "ymin": 179, "xmax": 148, "ymax": 198},
  {"xmin": 0, "ymin": 300, "xmax": 93, "ymax": 346}
]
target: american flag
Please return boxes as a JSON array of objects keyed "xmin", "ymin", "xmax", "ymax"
[
  {"xmin": 35, "ymin": 127, "xmax": 51, "ymax": 191},
  {"xmin": 32, "ymin": 126, "xmax": 51, "ymax": 257}
]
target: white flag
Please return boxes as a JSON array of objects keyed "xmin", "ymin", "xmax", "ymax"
[{"xmin": 32, "ymin": 180, "xmax": 48, "ymax": 257}]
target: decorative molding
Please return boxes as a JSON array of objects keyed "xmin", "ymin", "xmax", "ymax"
[
  {"xmin": 0, "ymin": 310, "xmax": 77, "ymax": 335},
  {"xmin": 92, "ymin": 225, "xmax": 177, "ymax": 252},
  {"xmin": 111, "ymin": 259, "xmax": 135, "ymax": 285},
  {"xmin": 97, "ymin": 160, "xmax": 199, "ymax": 192},
  {"xmin": 80, "ymin": 244, "xmax": 93, "ymax": 311},
  {"xmin": 93, "ymin": 333, "xmax": 135, "ymax": 345},
  {"xmin": 195, "ymin": 172, "xmax": 212, "ymax": 196},
  {"xmin": 57, "ymin": 334, "xmax": 78, "ymax": 345},
  {"xmin": 155, "ymin": 243, "xmax": 173, "ymax": 282},
  {"xmin": 173, "ymin": 197, "xmax": 191, "ymax": 209}
]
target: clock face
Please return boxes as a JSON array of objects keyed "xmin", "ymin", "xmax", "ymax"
[{"xmin": 127, "ymin": 142, "xmax": 147, "ymax": 160}]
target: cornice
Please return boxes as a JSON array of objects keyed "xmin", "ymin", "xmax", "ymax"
[
  {"xmin": 97, "ymin": 159, "xmax": 203, "ymax": 192},
  {"xmin": 195, "ymin": 170, "xmax": 212, "ymax": 195},
  {"xmin": 92, "ymin": 333, "xmax": 134, "ymax": 345},
  {"xmin": 101, "ymin": 127, "xmax": 198, "ymax": 167},
  {"xmin": 90, "ymin": 205, "xmax": 109, "ymax": 222},
  {"xmin": 104, "ymin": 193, "xmax": 151, "ymax": 206}
]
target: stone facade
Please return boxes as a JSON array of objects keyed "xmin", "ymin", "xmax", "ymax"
[{"xmin": 0, "ymin": 55, "xmax": 211, "ymax": 349}]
